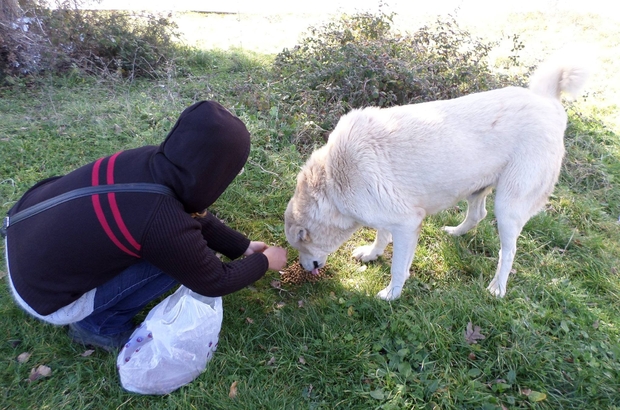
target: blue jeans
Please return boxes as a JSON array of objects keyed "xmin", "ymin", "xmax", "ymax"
[{"xmin": 75, "ymin": 261, "xmax": 178, "ymax": 336}]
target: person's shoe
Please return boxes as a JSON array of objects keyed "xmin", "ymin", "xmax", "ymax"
[{"xmin": 68, "ymin": 323, "xmax": 134, "ymax": 353}]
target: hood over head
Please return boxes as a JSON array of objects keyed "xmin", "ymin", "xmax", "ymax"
[{"xmin": 151, "ymin": 100, "xmax": 250, "ymax": 213}]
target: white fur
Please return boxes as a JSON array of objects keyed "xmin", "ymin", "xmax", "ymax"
[{"xmin": 284, "ymin": 55, "xmax": 590, "ymax": 301}]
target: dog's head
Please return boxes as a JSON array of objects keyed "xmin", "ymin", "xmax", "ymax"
[
  {"xmin": 284, "ymin": 157, "xmax": 359, "ymax": 274},
  {"xmin": 284, "ymin": 197, "xmax": 331, "ymax": 274}
]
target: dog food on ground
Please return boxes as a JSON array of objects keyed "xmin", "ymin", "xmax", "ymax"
[{"xmin": 280, "ymin": 262, "xmax": 329, "ymax": 285}]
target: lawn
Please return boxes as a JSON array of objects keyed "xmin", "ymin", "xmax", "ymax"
[{"xmin": 1, "ymin": 6, "xmax": 619, "ymax": 410}]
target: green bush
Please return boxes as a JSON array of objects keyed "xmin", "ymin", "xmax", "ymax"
[{"xmin": 271, "ymin": 11, "xmax": 525, "ymax": 152}]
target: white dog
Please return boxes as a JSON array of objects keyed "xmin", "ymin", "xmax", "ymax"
[{"xmin": 284, "ymin": 55, "xmax": 590, "ymax": 301}]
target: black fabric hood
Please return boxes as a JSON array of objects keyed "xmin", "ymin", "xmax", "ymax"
[{"xmin": 150, "ymin": 101, "xmax": 250, "ymax": 213}]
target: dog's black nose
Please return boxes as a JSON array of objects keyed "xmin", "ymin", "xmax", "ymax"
[{"xmin": 313, "ymin": 261, "xmax": 319, "ymax": 269}]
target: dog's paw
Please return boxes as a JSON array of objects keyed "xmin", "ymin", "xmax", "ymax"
[
  {"xmin": 376, "ymin": 286, "xmax": 402, "ymax": 301},
  {"xmin": 442, "ymin": 225, "xmax": 465, "ymax": 236},
  {"xmin": 352, "ymin": 245, "xmax": 381, "ymax": 262},
  {"xmin": 486, "ymin": 279, "xmax": 506, "ymax": 298}
]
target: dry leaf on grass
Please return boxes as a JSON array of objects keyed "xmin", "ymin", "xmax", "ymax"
[
  {"xmin": 27, "ymin": 365, "xmax": 51, "ymax": 382},
  {"xmin": 80, "ymin": 349, "xmax": 95, "ymax": 357},
  {"xmin": 266, "ymin": 357, "xmax": 276, "ymax": 366},
  {"xmin": 522, "ymin": 389, "xmax": 547, "ymax": 402},
  {"xmin": 299, "ymin": 356, "xmax": 306, "ymax": 365},
  {"xmin": 245, "ymin": 317, "xmax": 254, "ymax": 324},
  {"xmin": 464, "ymin": 322, "xmax": 486, "ymax": 344},
  {"xmin": 270, "ymin": 280, "xmax": 282, "ymax": 289},
  {"xmin": 229, "ymin": 381, "xmax": 238, "ymax": 398},
  {"xmin": 17, "ymin": 352, "xmax": 31, "ymax": 363}
]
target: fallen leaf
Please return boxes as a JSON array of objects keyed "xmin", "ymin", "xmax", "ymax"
[
  {"xmin": 464, "ymin": 322, "xmax": 486, "ymax": 344},
  {"xmin": 17, "ymin": 352, "xmax": 32, "ymax": 363},
  {"xmin": 298, "ymin": 300, "xmax": 305, "ymax": 308},
  {"xmin": 270, "ymin": 280, "xmax": 281, "ymax": 289},
  {"xmin": 266, "ymin": 357, "xmax": 276, "ymax": 366},
  {"xmin": 28, "ymin": 365, "xmax": 52, "ymax": 382},
  {"xmin": 80, "ymin": 349, "xmax": 95, "ymax": 357},
  {"xmin": 245, "ymin": 317, "xmax": 254, "ymax": 324},
  {"xmin": 299, "ymin": 356, "xmax": 306, "ymax": 365},
  {"xmin": 468, "ymin": 352, "xmax": 477, "ymax": 360},
  {"xmin": 276, "ymin": 302, "xmax": 286, "ymax": 309},
  {"xmin": 229, "ymin": 381, "xmax": 238, "ymax": 398},
  {"xmin": 521, "ymin": 388, "xmax": 532, "ymax": 396},
  {"xmin": 527, "ymin": 391, "xmax": 547, "ymax": 402},
  {"xmin": 347, "ymin": 306, "xmax": 354, "ymax": 316}
]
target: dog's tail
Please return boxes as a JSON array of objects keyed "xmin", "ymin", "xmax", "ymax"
[{"xmin": 528, "ymin": 49, "xmax": 592, "ymax": 100}]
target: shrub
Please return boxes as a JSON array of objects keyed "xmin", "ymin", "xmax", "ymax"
[
  {"xmin": 271, "ymin": 11, "xmax": 525, "ymax": 152},
  {"xmin": 0, "ymin": 0, "xmax": 180, "ymax": 79}
]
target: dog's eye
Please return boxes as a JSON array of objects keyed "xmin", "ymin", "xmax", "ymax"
[{"xmin": 297, "ymin": 228, "xmax": 309, "ymax": 242}]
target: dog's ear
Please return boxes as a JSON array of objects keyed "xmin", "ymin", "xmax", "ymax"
[{"xmin": 297, "ymin": 227, "xmax": 309, "ymax": 242}]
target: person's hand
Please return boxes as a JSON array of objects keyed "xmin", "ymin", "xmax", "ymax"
[
  {"xmin": 243, "ymin": 241, "xmax": 268, "ymax": 256},
  {"xmin": 263, "ymin": 246, "xmax": 288, "ymax": 271}
]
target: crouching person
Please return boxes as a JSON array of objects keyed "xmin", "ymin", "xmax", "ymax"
[{"xmin": 3, "ymin": 101, "xmax": 287, "ymax": 352}]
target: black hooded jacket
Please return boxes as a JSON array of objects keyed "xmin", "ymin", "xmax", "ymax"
[{"xmin": 6, "ymin": 101, "xmax": 269, "ymax": 315}]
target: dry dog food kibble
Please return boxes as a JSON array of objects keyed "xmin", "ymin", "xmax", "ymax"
[{"xmin": 280, "ymin": 262, "xmax": 329, "ymax": 284}]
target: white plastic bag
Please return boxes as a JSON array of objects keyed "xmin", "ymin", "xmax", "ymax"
[{"xmin": 116, "ymin": 285, "xmax": 223, "ymax": 395}]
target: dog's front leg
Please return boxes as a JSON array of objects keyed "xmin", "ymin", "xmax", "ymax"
[
  {"xmin": 352, "ymin": 229, "xmax": 392, "ymax": 262},
  {"xmin": 377, "ymin": 209, "xmax": 425, "ymax": 301}
]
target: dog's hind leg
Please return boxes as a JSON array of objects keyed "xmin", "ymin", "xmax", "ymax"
[
  {"xmin": 487, "ymin": 183, "xmax": 547, "ymax": 297},
  {"xmin": 352, "ymin": 229, "xmax": 392, "ymax": 262},
  {"xmin": 443, "ymin": 186, "xmax": 493, "ymax": 236},
  {"xmin": 486, "ymin": 211, "xmax": 524, "ymax": 297},
  {"xmin": 377, "ymin": 208, "xmax": 425, "ymax": 301},
  {"xmin": 487, "ymin": 155, "xmax": 560, "ymax": 297}
]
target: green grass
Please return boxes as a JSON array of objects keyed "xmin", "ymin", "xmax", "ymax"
[{"xmin": 1, "ymin": 9, "xmax": 620, "ymax": 410}]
